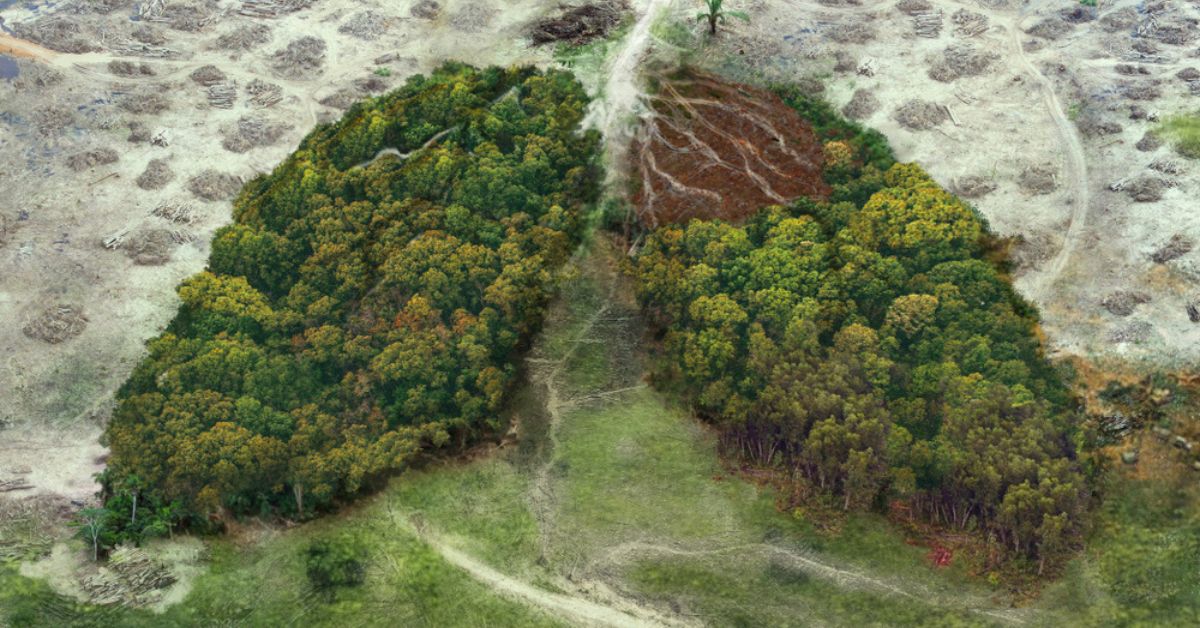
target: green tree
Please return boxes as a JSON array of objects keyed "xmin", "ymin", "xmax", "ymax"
[
  {"xmin": 696, "ymin": 0, "xmax": 750, "ymax": 35},
  {"xmin": 72, "ymin": 508, "xmax": 109, "ymax": 562}
]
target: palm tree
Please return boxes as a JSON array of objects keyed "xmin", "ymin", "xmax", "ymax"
[{"xmin": 696, "ymin": 0, "xmax": 750, "ymax": 35}]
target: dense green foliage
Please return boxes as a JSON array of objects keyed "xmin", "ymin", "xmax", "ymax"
[
  {"xmin": 100, "ymin": 63, "xmax": 599, "ymax": 539},
  {"xmin": 305, "ymin": 535, "xmax": 367, "ymax": 590},
  {"xmin": 633, "ymin": 93, "xmax": 1085, "ymax": 567}
]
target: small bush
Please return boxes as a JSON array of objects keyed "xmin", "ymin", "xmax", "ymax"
[
  {"xmin": 304, "ymin": 536, "xmax": 367, "ymax": 589},
  {"xmin": 1158, "ymin": 113, "xmax": 1200, "ymax": 159}
]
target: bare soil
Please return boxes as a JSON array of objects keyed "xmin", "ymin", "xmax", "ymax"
[{"xmin": 632, "ymin": 72, "xmax": 829, "ymax": 227}]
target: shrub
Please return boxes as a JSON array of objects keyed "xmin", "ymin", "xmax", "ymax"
[{"xmin": 305, "ymin": 536, "xmax": 367, "ymax": 589}]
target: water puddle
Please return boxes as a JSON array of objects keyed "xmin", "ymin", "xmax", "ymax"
[{"xmin": 0, "ymin": 52, "xmax": 18, "ymax": 79}]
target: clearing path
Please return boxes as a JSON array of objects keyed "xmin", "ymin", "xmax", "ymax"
[
  {"xmin": 424, "ymin": 534, "xmax": 665, "ymax": 628},
  {"xmin": 1005, "ymin": 16, "xmax": 1090, "ymax": 294}
]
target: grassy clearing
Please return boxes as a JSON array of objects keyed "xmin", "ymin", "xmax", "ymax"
[
  {"xmin": 1157, "ymin": 113, "xmax": 1200, "ymax": 158},
  {"xmin": 1, "ymin": 486, "xmax": 562, "ymax": 627},
  {"xmin": 1037, "ymin": 454, "xmax": 1200, "ymax": 625},
  {"xmin": 384, "ymin": 456, "xmax": 542, "ymax": 573}
]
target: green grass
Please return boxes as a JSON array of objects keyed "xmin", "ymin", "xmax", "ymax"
[
  {"xmin": 1036, "ymin": 469, "xmax": 1200, "ymax": 625},
  {"xmin": 630, "ymin": 559, "xmax": 987, "ymax": 627},
  {"xmin": 385, "ymin": 457, "xmax": 542, "ymax": 572},
  {"xmin": 1157, "ymin": 113, "xmax": 1200, "ymax": 158},
  {"xmin": 1, "ymin": 488, "xmax": 562, "ymax": 628}
]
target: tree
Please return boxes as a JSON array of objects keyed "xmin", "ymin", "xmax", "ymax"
[
  {"xmin": 73, "ymin": 508, "xmax": 108, "ymax": 562},
  {"xmin": 99, "ymin": 64, "xmax": 602, "ymax": 537},
  {"xmin": 696, "ymin": 0, "xmax": 750, "ymax": 35},
  {"xmin": 305, "ymin": 535, "xmax": 367, "ymax": 590}
]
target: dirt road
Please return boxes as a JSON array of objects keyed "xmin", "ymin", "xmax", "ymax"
[
  {"xmin": 0, "ymin": 32, "xmax": 56, "ymax": 61},
  {"xmin": 1005, "ymin": 17, "xmax": 1090, "ymax": 292},
  {"xmin": 429, "ymin": 537, "xmax": 669, "ymax": 628}
]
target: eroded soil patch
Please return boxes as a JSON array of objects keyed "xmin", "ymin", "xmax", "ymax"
[{"xmin": 632, "ymin": 71, "xmax": 829, "ymax": 227}]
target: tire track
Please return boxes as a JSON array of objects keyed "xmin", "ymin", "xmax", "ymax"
[{"xmin": 1005, "ymin": 17, "xmax": 1090, "ymax": 291}]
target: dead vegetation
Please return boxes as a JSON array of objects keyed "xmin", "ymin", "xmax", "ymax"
[
  {"xmin": 928, "ymin": 44, "xmax": 998, "ymax": 82},
  {"xmin": 246, "ymin": 79, "xmax": 283, "ymax": 108},
  {"xmin": 131, "ymin": 24, "xmax": 167, "ymax": 45},
  {"xmin": 0, "ymin": 495, "xmax": 72, "ymax": 561},
  {"xmin": 79, "ymin": 545, "xmax": 177, "ymax": 607},
  {"xmin": 108, "ymin": 60, "xmax": 156, "ymax": 77},
  {"xmin": 1122, "ymin": 176, "xmax": 1167, "ymax": 202},
  {"xmin": 236, "ymin": 0, "xmax": 314, "ymax": 19},
  {"xmin": 1019, "ymin": 163, "xmax": 1058, "ymax": 194},
  {"xmin": 206, "ymin": 82, "xmax": 238, "ymax": 109},
  {"xmin": 339, "ymin": 11, "xmax": 390, "ymax": 40},
  {"xmin": 11, "ymin": 61, "xmax": 64, "ymax": 91},
  {"xmin": 1102, "ymin": 290, "xmax": 1151, "ymax": 317},
  {"xmin": 1109, "ymin": 321, "xmax": 1154, "ymax": 344},
  {"xmin": 271, "ymin": 36, "xmax": 326, "ymax": 79},
  {"xmin": 1122, "ymin": 81, "xmax": 1162, "ymax": 101},
  {"xmin": 214, "ymin": 22, "xmax": 272, "ymax": 51},
  {"xmin": 160, "ymin": 1, "xmax": 220, "ymax": 32},
  {"xmin": 188, "ymin": 64, "xmax": 226, "ymax": 86},
  {"xmin": 530, "ymin": 1, "xmax": 627, "ymax": 46},
  {"xmin": 632, "ymin": 72, "xmax": 829, "ymax": 227},
  {"xmin": 122, "ymin": 229, "xmax": 179, "ymax": 265},
  {"xmin": 1151, "ymin": 234, "xmax": 1193, "ymax": 264},
  {"xmin": 34, "ymin": 106, "xmax": 75, "ymax": 136},
  {"xmin": 127, "ymin": 121, "xmax": 152, "ymax": 144},
  {"xmin": 951, "ymin": 9, "xmax": 988, "ymax": 37},
  {"xmin": 411, "ymin": 0, "xmax": 442, "ymax": 20},
  {"xmin": 354, "ymin": 75, "xmax": 389, "ymax": 93},
  {"xmin": 893, "ymin": 99, "xmax": 947, "ymax": 130},
  {"xmin": 1100, "ymin": 7, "xmax": 1138, "ymax": 32},
  {"xmin": 14, "ymin": 18, "xmax": 101, "ymax": 54},
  {"xmin": 1027, "ymin": 18, "xmax": 1072, "ymax": 40},
  {"xmin": 119, "ymin": 91, "xmax": 170, "ymax": 115},
  {"xmin": 23, "ymin": 305, "xmax": 88, "ymax": 344},
  {"xmin": 827, "ymin": 22, "xmax": 875, "ymax": 44},
  {"xmin": 951, "ymin": 175, "xmax": 996, "ymax": 198},
  {"xmin": 319, "ymin": 89, "xmax": 359, "ymax": 110},
  {"xmin": 188, "ymin": 170, "xmax": 243, "ymax": 201},
  {"xmin": 895, "ymin": 0, "xmax": 931, "ymax": 15},
  {"xmin": 841, "ymin": 88, "xmax": 879, "ymax": 120},
  {"xmin": 221, "ymin": 116, "xmax": 290, "ymax": 153},
  {"xmin": 1136, "ymin": 131, "xmax": 1163, "ymax": 152},
  {"xmin": 136, "ymin": 159, "xmax": 175, "ymax": 190},
  {"xmin": 1076, "ymin": 115, "xmax": 1123, "ymax": 139},
  {"xmin": 152, "ymin": 201, "xmax": 197, "ymax": 225},
  {"xmin": 66, "ymin": 149, "xmax": 119, "ymax": 172}
]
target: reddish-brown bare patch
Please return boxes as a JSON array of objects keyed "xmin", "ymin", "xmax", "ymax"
[{"xmin": 633, "ymin": 72, "xmax": 830, "ymax": 227}]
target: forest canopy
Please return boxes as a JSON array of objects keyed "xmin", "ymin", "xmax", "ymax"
[
  {"xmin": 632, "ymin": 89, "xmax": 1086, "ymax": 569},
  {"xmin": 99, "ymin": 64, "xmax": 600, "ymax": 541}
]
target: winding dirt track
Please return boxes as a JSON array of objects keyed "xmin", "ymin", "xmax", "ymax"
[
  {"xmin": 0, "ymin": 32, "xmax": 56, "ymax": 61},
  {"xmin": 428, "ymin": 538, "xmax": 665, "ymax": 628},
  {"xmin": 1005, "ymin": 17, "xmax": 1090, "ymax": 291}
]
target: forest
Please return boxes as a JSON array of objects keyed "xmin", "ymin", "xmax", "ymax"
[
  {"xmin": 95, "ymin": 63, "xmax": 601, "ymax": 545},
  {"xmin": 632, "ymin": 89, "xmax": 1087, "ymax": 571}
]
